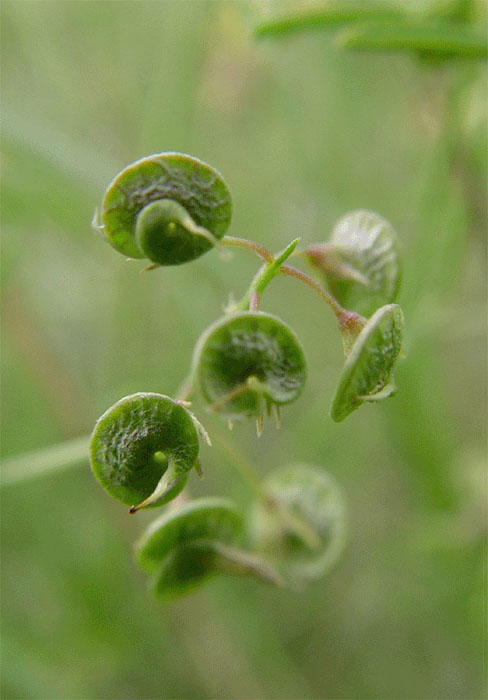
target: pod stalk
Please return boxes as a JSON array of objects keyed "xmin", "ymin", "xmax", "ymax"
[{"xmin": 209, "ymin": 541, "xmax": 285, "ymax": 587}]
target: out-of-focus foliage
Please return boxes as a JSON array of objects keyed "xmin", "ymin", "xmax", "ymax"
[
  {"xmin": 1, "ymin": 1, "xmax": 486, "ymax": 698},
  {"xmin": 255, "ymin": 0, "xmax": 488, "ymax": 60}
]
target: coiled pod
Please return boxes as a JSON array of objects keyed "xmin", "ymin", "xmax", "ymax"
[
  {"xmin": 192, "ymin": 311, "xmax": 307, "ymax": 428},
  {"xmin": 331, "ymin": 303, "xmax": 404, "ymax": 422},
  {"xmin": 306, "ymin": 210, "xmax": 401, "ymax": 318},
  {"xmin": 136, "ymin": 497, "xmax": 282, "ymax": 599},
  {"xmin": 248, "ymin": 464, "xmax": 346, "ymax": 586},
  {"xmin": 90, "ymin": 393, "xmax": 200, "ymax": 512},
  {"xmin": 93, "ymin": 152, "xmax": 232, "ymax": 266}
]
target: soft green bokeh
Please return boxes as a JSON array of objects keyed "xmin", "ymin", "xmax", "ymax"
[{"xmin": 1, "ymin": 1, "xmax": 486, "ymax": 698}]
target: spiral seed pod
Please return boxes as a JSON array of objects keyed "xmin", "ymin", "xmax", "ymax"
[
  {"xmin": 136, "ymin": 498, "xmax": 283, "ymax": 599},
  {"xmin": 90, "ymin": 393, "xmax": 200, "ymax": 512},
  {"xmin": 94, "ymin": 152, "xmax": 232, "ymax": 266},
  {"xmin": 192, "ymin": 311, "xmax": 307, "ymax": 426},
  {"xmin": 331, "ymin": 303, "xmax": 404, "ymax": 422},
  {"xmin": 307, "ymin": 209, "xmax": 401, "ymax": 317},
  {"xmin": 248, "ymin": 464, "xmax": 346, "ymax": 586}
]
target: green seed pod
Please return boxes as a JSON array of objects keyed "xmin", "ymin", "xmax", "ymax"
[
  {"xmin": 192, "ymin": 311, "xmax": 307, "ymax": 425},
  {"xmin": 248, "ymin": 464, "xmax": 346, "ymax": 586},
  {"xmin": 94, "ymin": 152, "xmax": 232, "ymax": 265},
  {"xmin": 136, "ymin": 498, "xmax": 282, "ymax": 599},
  {"xmin": 136, "ymin": 497, "xmax": 242, "ymax": 572},
  {"xmin": 90, "ymin": 393, "xmax": 200, "ymax": 512},
  {"xmin": 152, "ymin": 541, "xmax": 228, "ymax": 600},
  {"xmin": 307, "ymin": 209, "xmax": 401, "ymax": 317},
  {"xmin": 331, "ymin": 303, "xmax": 404, "ymax": 422}
]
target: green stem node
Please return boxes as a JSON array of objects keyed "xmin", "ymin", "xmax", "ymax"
[{"xmin": 234, "ymin": 238, "xmax": 301, "ymax": 311}]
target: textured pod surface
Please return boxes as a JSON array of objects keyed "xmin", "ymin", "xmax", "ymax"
[
  {"xmin": 249, "ymin": 464, "xmax": 346, "ymax": 585},
  {"xmin": 98, "ymin": 152, "xmax": 232, "ymax": 264},
  {"xmin": 193, "ymin": 311, "xmax": 306, "ymax": 419},
  {"xmin": 135, "ymin": 497, "xmax": 242, "ymax": 572},
  {"xmin": 331, "ymin": 303, "xmax": 404, "ymax": 422},
  {"xmin": 312, "ymin": 210, "xmax": 401, "ymax": 317},
  {"xmin": 90, "ymin": 393, "xmax": 199, "ymax": 508}
]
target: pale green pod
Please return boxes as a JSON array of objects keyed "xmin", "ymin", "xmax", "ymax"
[
  {"xmin": 192, "ymin": 311, "xmax": 307, "ymax": 421},
  {"xmin": 307, "ymin": 209, "xmax": 401, "ymax": 317},
  {"xmin": 330, "ymin": 303, "xmax": 404, "ymax": 422},
  {"xmin": 95, "ymin": 152, "xmax": 232, "ymax": 265},
  {"xmin": 90, "ymin": 393, "xmax": 199, "ymax": 512},
  {"xmin": 248, "ymin": 464, "xmax": 347, "ymax": 586}
]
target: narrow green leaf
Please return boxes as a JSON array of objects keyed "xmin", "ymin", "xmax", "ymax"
[
  {"xmin": 255, "ymin": 1, "xmax": 405, "ymax": 38},
  {"xmin": 336, "ymin": 21, "xmax": 488, "ymax": 58}
]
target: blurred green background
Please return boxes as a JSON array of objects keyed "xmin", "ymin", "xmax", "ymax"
[{"xmin": 1, "ymin": 1, "xmax": 486, "ymax": 698}]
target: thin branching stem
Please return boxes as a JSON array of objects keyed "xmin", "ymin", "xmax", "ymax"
[
  {"xmin": 221, "ymin": 235, "xmax": 273, "ymax": 263},
  {"xmin": 279, "ymin": 264, "xmax": 346, "ymax": 318}
]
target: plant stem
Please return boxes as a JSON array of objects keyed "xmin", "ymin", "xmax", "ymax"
[
  {"xmin": 1, "ymin": 436, "xmax": 90, "ymax": 487},
  {"xmin": 221, "ymin": 234, "xmax": 361, "ymax": 326},
  {"xmin": 279, "ymin": 264, "xmax": 345, "ymax": 317},
  {"xmin": 234, "ymin": 239, "xmax": 300, "ymax": 311},
  {"xmin": 279, "ymin": 264, "xmax": 367, "ymax": 354},
  {"xmin": 221, "ymin": 235, "xmax": 273, "ymax": 263},
  {"xmin": 209, "ymin": 422, "xmax": 265, "ymax": 499},
  {"xmin": 176, "ymin": 375, "xmax": 194, "ymax": 402}
]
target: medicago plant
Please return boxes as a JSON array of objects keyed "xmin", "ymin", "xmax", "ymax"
[{"xmin": 90, "ymin": 152, "xmax": 404, "ymax": 599}]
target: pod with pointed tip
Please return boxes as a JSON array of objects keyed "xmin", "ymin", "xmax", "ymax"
[
  {"xmin": 192, "ymin": 311, "xmax": 307, "ymax": 421},
  {"xmin": 94, "ymin": 152, "xmax": 232, "ymax": 266},
  {"xmin": 307, "ymin": 209, "xmax": 401, "ymax": 318},
  {"xmin": 248, "ymin": 464, "xmax": 346, "ymax": 586},
  {"xmin": 89, "ymin": 393, "xmax": 200, "ymax": 511},
  {"xmin": 136, "ymin": 498, "xmax": 283, "ymax": 599},
  {"xmin": 330, "ymin": 303, "xmax": 404, "ymax": 422}
]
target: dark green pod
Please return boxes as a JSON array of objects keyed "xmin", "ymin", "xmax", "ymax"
[
  {"xmin": 152, "ymin": 541, "xmax": 225, "ymax": 600},
  {"xmin": 136, "ymin": 498, "xmax": 282, "ymax": 599},
  {"xmin": 307, "ymin": 210, "xmax": 401, "ymax": 318},
  {"xmin": 331, "ymin": 303, "xmax": 404, "ymax": 422},
  {"xmin": 95, "ymin": 152, "xmax": 232, "ymax": 265},
  {"xmin": 135, "ymin": 497, "xmax": 242, "ymax": 572},
  {"xmin": 90, "ymin": 393, "xmax": 199, "ymax": 511},
  {"xmin": 249, "ymin": 464, "xmax": 346, "ymax": 585},
  {"xmin": 192, "ymin": 311, "xmax": 307, "ymax": 421}
]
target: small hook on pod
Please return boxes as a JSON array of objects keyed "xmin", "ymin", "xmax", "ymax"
[{"xmin": 89, "ymin": 392, "xmax": 201, "ymax": 512}]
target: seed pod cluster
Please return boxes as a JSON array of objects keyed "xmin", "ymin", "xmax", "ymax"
[{"xmin": 89, "ymin": 152, "xmax": 406, "ymax": 602}]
